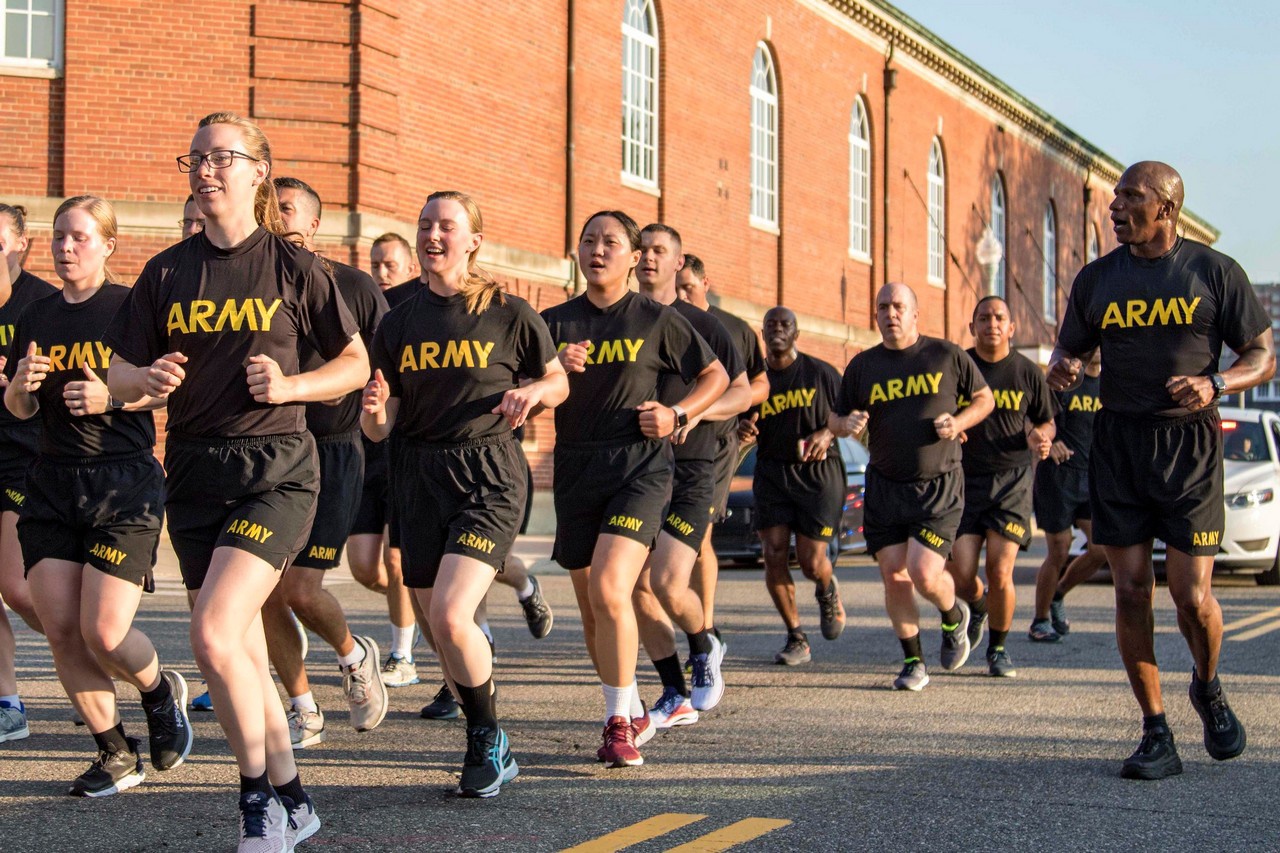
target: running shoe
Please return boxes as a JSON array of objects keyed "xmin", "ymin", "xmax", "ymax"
[
  {"xmin": 143, "ymin": 670, "xmax": 193, "ymax": 770},
  {"xmin": 632, "ymin": 702, "xmax": 655, "ymax": 748},
  {"xmin": 600, "ymin": 715, "xmax": 643, "ymax": 768},
  {"xmin": 1189, "ymin": 672, "xmax": 1247, "ymax": 761},
  {"xmin": 0, "ymin": 701, "xmax": 29, "ymax": 743},
  {"xmin": 341, "ymin": 635, "xmax": 389, "ymax": 732},
  {"xmin": 967, "ymin": 607, "xmax": 988, "ymax": 651},
  {"xmin": 190, "ymin": 685, "xmax": 214, "ymax": 712},
  {"xmin": 458, "ymin": 727, "xmax": 519, "ymax": 798},
  {"xmin": 68, "ymin": 736, "xmax": 145, "ymax": 797},
  {"xmin": 986, "ymin": 647, "xmax": 1017, "ymax": 678},
  {"xmin": 519, "ymin": 576, "xmax": 554, "ymax": 639},
  {"xmin": 1120, "ymin": 725, "xmax": 1183, "ymax": 780},
  {"xmin": 815, "ymin": 578, "xmax": 846, "ymax": 641},
  {"xmin": 649, "ymin": 686, "xmax": 699, "ymax": 729},
  {"xmin": 380, "ymin": 653, "xmax": 420, "ymax": 688},
  {"xmin": 774, "ymin": 635, "xmax": 811, "ymax": 666},
  {"xmin": 939, "ymin": 600, "xmax": 972, "ymax": 671},
  {"xmin": 1027, "ymin": 619, "xmax": 1061, "ymax": 643},
  {"xmin": 1049, "ymin": 596, "xmax": 1070, "ymax": 636},
  {"xmin": 691, "ymin": 634, "xmax": 726, "ymax": 711},
  {"xmin": 288, "ymin": 707, "xmax": 326, "ymax": 750},
  {"xmin": 281, "ymin": 793, "xmax": 321, "ymax": 849},
  {"xmin": 237, "ymin": 790, "xmax": 289, "ymax": 852},
  {"xmin": 420, "ymin": 684, "xmax": 461, "ymax": 720},
  {"xmin": 892, "ymin": 659, "xmax": 929, "ymax": 692}
]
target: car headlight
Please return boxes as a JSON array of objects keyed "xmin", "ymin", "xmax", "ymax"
[{"xmin": 1227, "ymin": 488, "xmax": 1275, "ymax": 509}]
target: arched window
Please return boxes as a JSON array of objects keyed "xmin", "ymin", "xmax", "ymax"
[
  {"xmin": 1043, "ymin": 202, "xmax": 1058, "ymax": 322},
  {"xmin": 848, "ymin": 98, "xmax": 871, "ymax": 258},
  {"xmin": 750, "ymin": 44, "xmax": 778, "ymax": 227},
  {"xmin": 990, "ymin": 174, "xmax": 1007, "ymax": 297},
  {"xmin": 621, "ymin": 0, "xmax": 658, "ymax": 185},
  {"xmin": 927, "ymin": 138, "xmax": 945, "ymax": 284},
  {"xmin": 1087, "ymin": 222, "xmax": 1100, "ymax": 264}
]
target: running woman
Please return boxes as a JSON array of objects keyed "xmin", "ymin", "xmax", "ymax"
[
  {"xmin": 830, "ymin": 282, "xmax": 993, "ymax": 690},
  {"xmin": 105, "ymin": 112, "xmax": 367, "ymax": 850},
  {"xmin": 4, "ymin": 195, "xmax": 192, "ymax": 796},
  {"xmin": 541, "ymin": 210, "xmax": 727, "ymax": 767},
  {"xmin": 0, "ymin": 201, "xmax": 57, "ymax": 743},
  {"xmin": 944, "ymin": 296, "xmax": 1055, "ymax": 678},
  {"xmin": 362, "ymin": 190, "xmax": 568, "ymax": 797}
]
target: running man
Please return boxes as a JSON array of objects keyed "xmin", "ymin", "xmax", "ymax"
[
  {"xmin": 737, "ymin": 307, "xmax": 846, "ymax": 666},
  {"xmin": 368, "ymin": 232, "xmax": 418, "ymax": 291},
  {"xmin": 945, "ymin": 296, "xmax": 1055, "ymax": 678},
  {"xmin": 180, "ymin": 195, "xmax": 206, "ymax": 239},
  {"xmin": 1048, "ymin": 161, "xmax": 1273, "ymax": 780},
  {"xmin": 831, "ymin": 282, "xmax": 993, "ymax": 690}
]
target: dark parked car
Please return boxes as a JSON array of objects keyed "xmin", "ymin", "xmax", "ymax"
[{"xmin": 712, "ymin": 436, "xmax": 868, "ymax": 566}]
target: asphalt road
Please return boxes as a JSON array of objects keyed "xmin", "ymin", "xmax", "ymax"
[{"xmin": 2, "ymin": 536, "xmax": 1278, "ymax": 852}]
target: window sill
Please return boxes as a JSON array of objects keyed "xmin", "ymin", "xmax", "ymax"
[
  {"xmin": 0, "ymin": 63, "xmax": 61, "ymax": 79},
  {"xmin": 847, "ymin": 249, "xmax": 872, "ymax": 265},
  {"xmin": 926, "ymin": 275, "xmax": 945, "ymax": 289},
  {"xmin": 620, "ymin": 173, "xmax": 661, "ymax": 198},
  {"xmin": 749, "ymin": 216, "xmax": 780, "ymax": 236}
]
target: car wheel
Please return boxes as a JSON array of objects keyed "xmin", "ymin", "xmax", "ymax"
[{"xmin": 1256, "ymin": 553, "xmax": 1280, "ymax": 586}]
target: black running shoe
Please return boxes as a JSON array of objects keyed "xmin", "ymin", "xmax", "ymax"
[
  {"xmin": 1049, "ymin": 597, "xmax": 1070, "ymax": 636},
  {"xmin": 458, "ymin": 726, "xmax": 518, "ymax": 798},
  {"xmin": 815, "ymin": 579, "xmax": 846, "ymax": 641},
  {"xmin": 143, "ymin": 670, "xmax": 193, "ymax": 771},
  {"xmin": 420, "ymin": 683, "xmax": 461, "ymax": 720},
  {"xmin": 519, "ymin": 576, "xmax": 554, "ymax": 639},
  {"xmin": 68, "ymin": 736, "xmax": 145, "ymax": 797},
  {"xmin": 1189, "ymin": 672, "xmax": 1247, "ymax": 761},
  {"xmin": 1120, "ymin": 726, "xmax": 1183, "ymax": 780},
  {"xmin": 967, "ymin": 608, "xmax": 988, "ymax": 650}
]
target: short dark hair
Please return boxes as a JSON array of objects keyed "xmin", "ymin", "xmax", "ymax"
[
  {"xmin": 972, "ymin": 294, "xmax": 1009, "ymax": 321},
  {"xmin": 372, "ymin": 232, "xmax": 412, "ymax": 254},
  {"xmin": 682, "ymin": 253, "xmax": 706, "ymax": 280},
  {"xmin": 183, "ymin": 194, "xmax": 195, "ymax": 205},
  {"xmin": 273, "ymin": 176, "xmax": 322, "ymax": 219},
  {"xmin": 580, "ymin": 210, "xmax": 641, "ymax": 250},
  {"xmin": 641, "ymin": 222, "xmax": 682, "ymax": 251}
]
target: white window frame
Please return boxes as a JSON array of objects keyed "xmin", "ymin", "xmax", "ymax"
[
  {"xmin": 990, "ymin": 174, "xmax": 1007, "ymax": 298},
  {"xmin": 1087, "ymin": 222, "xmax": 1100, "ymax": 264},
  {"xmin": 1253, "ymin": 379, "xmax": 1280, "ymax": 402},
  {"xmin": 749, "ymin": 44, "xmax": 778, "ymax": 230},
  {"xmin": 927, "ymin": 138, "xmax": 945, "ymax": 285},
  {"xmin": 1043, "ymin": 202, "xmax": 1058, "ymax": 323},
  {"xmin": 848, "ymin": 98, "xmax": 871, "ymax": 259},
  {"xmin": 1, "ymin": 0, "xmax": 61, "ymax": 73},
  {"xmin": 620, "ymin": 0, "xmax": 659, "ymax": 188}
]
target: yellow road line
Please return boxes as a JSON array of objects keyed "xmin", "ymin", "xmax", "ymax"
[
  {"xmin": 1228, "ymin": 619, "xmax": 1280, "ymax": 642},
  {"xmin": 561, "ymin": 813, "xmax": 707, "ymax": 853},
  {"xmin": 1222, "ymin": 605, "xmax": 1280, "ymax": 633},
  {"xmin": 663, "ymin": 818, "xmax": 792, "ymax": 852}
]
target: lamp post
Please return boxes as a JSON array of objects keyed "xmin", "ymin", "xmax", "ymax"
[{"xmin": 976, "ymin": 226, "xmax": 1004, "ymax": 296}]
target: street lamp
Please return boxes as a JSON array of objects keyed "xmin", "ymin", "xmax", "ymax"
[{"xmin": 976, "ymin": 226, "xmax": 1004, "ymax": 296}]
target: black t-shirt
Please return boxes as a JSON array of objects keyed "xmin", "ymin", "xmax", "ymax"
[
  {"xmin": 959, "ymin": 349, "xmax": 1054, "ymax": 476},
  {"xmin": 371, "ymin": 287, "xmax": 557, "ymax": 443},
  {"xmin": 104, "ymin": 228, "xmax": 358, "ymax": 438},
  {"xmin": 660, "ymin": 300, "xmax": 742, "ymax": 461},
  {"xmin": 384, "ymin": 278, "xmax": 425, "ymax": 310},
  {"xmin": 304, "ymin": 261, "xmax": 387, "ymax": 437},
  {"xmin": 1052, "ymin": 371, "xmax": 1101, "ymax": 470},
  {"xmin": 836, "ymin": 336, "xmax": 987, "ymax": 482},
  {"xmin": 709, "ymin": 304, "xmax": 766, "ymax": 440},
  {"xmin": 1057, "ymin": 238, "xmax": 1270, "ymax": 417},
  {"xmin": 540, "ymin": 291, "xmax": 715, "ymax": 445},
  {"xmin": 6, "ymin": 284, "xmax": 155, "ymax": 457},
  {"xmin": 753, "ymin": 352, "xmax": 842, "ymax": 465},
  {"xmin": 0, "ymin": 269, "xmax": 59, "ymax": 445}
]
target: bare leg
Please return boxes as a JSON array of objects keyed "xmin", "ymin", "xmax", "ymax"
[
  {"xmin": 983, "ymin": 532, "xmax": 1020, "ymax": 635},
  {"xmin": 760, "ymin": 525, "xmax": 799, "ymax": 630},
  {"xmin": 1108, "ymin": 542, "xmax": 1162, "ymax": 716},
  {"xmin": 261, "ymin": 586, "xmax": 308, "ymax": 699},
  {"xmin": 945, "ymin": 533, "xmax": 984, "ymax": 603},
  {"xmin": 632, "ymin": 566, "xmax": 679, "ymax": 662},
  {"xmin": 285, "ymin": 567, "xmax": 355, "ymax": 658},
  {"xmin": 1165, "ymin": 547, "xmax": 1222, "ymax": 682},
  {"xmin": 691, "ymin": 525, "xmax": 720, "ymax": 629},
  {"xmin": 1033, "ymin": 529, "xmax": 1073, "ymax": 620}
]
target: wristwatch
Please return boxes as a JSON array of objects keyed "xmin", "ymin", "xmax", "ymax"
[
  {"xmin": 1210, "ymin": 373, "xmax": 1227, "ymax": 400},
  {"xmin": 108, "ymin": 395, "xmax": 126, "ymax": 411},
  {"xmin": 671, "ymin": 405, "xmax": 688, "ymax": 429}
]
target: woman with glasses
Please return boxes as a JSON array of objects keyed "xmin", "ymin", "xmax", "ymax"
[
  {"xmin": 5, "ymin": 195, "xmax": 191, "ymax": 797},
  {"xmin": 105, "ymin": 112, "xmax": 367, "ymax": 852},
  {"xmin": 362, "ymin": 190, "xmax": 567, "ymax": 797},
  {"xmin": 0, "ymin": 202, "xmax": 57, "ymax": 745}
]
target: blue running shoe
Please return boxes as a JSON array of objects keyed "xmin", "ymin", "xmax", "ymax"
[{"xmin": 458, "ymin": 727, "xmax": 518, "ymax": 798}]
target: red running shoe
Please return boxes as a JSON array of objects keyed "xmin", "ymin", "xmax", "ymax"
[{"xmin": 600, "ymin": 716, "xmax": 644, "ymax": 768}]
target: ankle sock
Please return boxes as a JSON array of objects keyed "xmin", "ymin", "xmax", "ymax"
[
  {"xmin": 454, "ymin": 680, "xmax": 498, "ymax": 730},
  {"xmin": 140, "ymin": 674, "xmax": 172, "ymax": 708},
  {"xmin": 240, "ymin": 771, "xmax": 274, "ymax": 797},
  {"xmin": 989, "ymin": 630, "xmax": 1009, "ymax": 650},
  {"xmin": 941, "ymin": 604, "xmax": 963, "ymax": 627},
  {"xmin": 92, "ymin": 722, "xmax": 131, "ymax": 755},
  {"xmin": 601, "ymin": 683, "xmax": 630, "ymax": 722},
  {"xmin": 653, "ymin": 654, "xmax": 687, "ymax": 695},
  {"xmin": 899, "ymin": 634, "xmax": 923, "ymax": 662},
  {"xmin": 0, "ymin": 694, "xmax": 22, "ymax": 711},
  {"xmin": 290, "ymin": 691, "xmax": 318, "ymax": 714},
  {"xmin": 629, "ymin": 682, "xmax": 645, "ymax": 718},
  {"xmin": 390, "ymin": 624, "xmax": 414, "ymax": 659},
  {"xmin": 336, "ymin": 642, "xmax": 366, "ymax": 669},
  {"xmin": 516, "ymin": 578, "xmax": 536, "ymax": 601},
  {"xmin": 275, "ymin": 774, "xmax": 306, "ymax": 805},
  {"xmin": 1143, "ymin": 712, "xmax": 1169, "ymax": 732},
  {"xmin": 687, "ymin": 629, "xmax": 713, "ymax": 657}
]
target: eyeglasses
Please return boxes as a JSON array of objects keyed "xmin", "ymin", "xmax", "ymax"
[
  {"xmin": 176, "ymin": 149, "xmax": 260, "ymax": 173},
  {"xmin": 179, "ymin": 218, "xmax": 205, "ymax": 232}
]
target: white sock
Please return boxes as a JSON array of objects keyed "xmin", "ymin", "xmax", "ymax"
[
  {"xmin": 629, "ymin": 681, "xmax": 644, "ymax": 718},
  {"xmin": 391, "ymin": 624, "xmax": 414, "ymax": 659},
  {"xmin": 478, "ymin": 622, "xmax": 494, "ymax": 643},
  {"xmin": 0, "ymin": 694, "xmax": 20, "ymax": 710},
  {"xmin": 601, "ymin": 683, "xmax": 631, "ymax": 722},
  {"xmin": 336, "ymin": 642, "xmax": 366, "ymax": 669},
  {"xmin": 516, "ymin": 578, "xmax": 536, "ymax": 601},
  {"xmin": 290, "ymin": 691, "xmax": 317, "ymax": 713}
]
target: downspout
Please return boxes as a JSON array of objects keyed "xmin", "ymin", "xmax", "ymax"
[
  {"xmin": 880, "ymin": 44, "xmax": 896, "ymax": 329},
  {"xmin": 564, "ymin": 0, "xmax": 578, "ymax": 293}
]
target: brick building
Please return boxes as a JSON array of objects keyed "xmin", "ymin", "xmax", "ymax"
[
  {"xmin": 2, "ymin": 0, "xmax": 1220, "ymax": 483},
  {"xmin": 1237, "ymin": 283, "xmax": 1280, "ymax": 411}
]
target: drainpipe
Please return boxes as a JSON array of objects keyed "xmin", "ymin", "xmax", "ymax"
[
  {"xmin": 564, "ymin": 0, "xmax": 578, "ymax": 293},
  {"xmin": 880, "ymin": 45, "xmax": 896, "ymax": 329}
]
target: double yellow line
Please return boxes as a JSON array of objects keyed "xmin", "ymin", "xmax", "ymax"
[
  {"xmin": 562, "ymin": 813, "xmax": 791, "ymax": 853},
  {"xmin": 1224, "ymin": 605, "xmax": 1280, "ymax": 642}
]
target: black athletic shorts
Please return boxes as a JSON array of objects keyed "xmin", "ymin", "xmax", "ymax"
[
  {"xmin": 957, "ymin": 466, "xmax": 1034, "ymax": 547},
  {"xmin": 18, "ymin": 451, "xmax": 163, "ymax": 588},
  {"xmin": 294, "ymin": 431, "xmax": 365, "ymax": 569},
  {"xmin": 863, "ymin": 467, "xmax": 964, "ymax": 558},
  {"xmin": 710, "ymin": 432, "xmax": 740, "ymax": 523},
  {"xmin": 552, "ymin": 438, "xmax": 673, "ymax": 571},
  {"xmin": 520, "ymin": 457, "xmax": 535, "ymax": 535},
  {"xmin": 164, "ymin": 432, "xmax": 320, "ymax": 590},
  {"xmin": 0, "ymin": 437, "xmax": 37, "ymax": 514},
  {"xmin": 1090, "ymin": 408, "xmax": 1224, "ymax": 556},
  {"xmin": 662, "ymin": 458, "xmax": 717, "ymax": 551},
  {"xmin": 350, "ymin": 434, "xmax": 389, "ymax": 536},
  {"xmin": 1033, "ymin": 462, "xmax": 1090, "ymax": 535},
  {"xmin": 752, "ymin": 456, "xmax": 844, "ymax": 543},
  {"xmin": 394, "ymin": 434, "xmax": 527, "ymax": 588}
]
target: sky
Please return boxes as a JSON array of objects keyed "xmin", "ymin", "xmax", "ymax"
[{"xmin": 885, "ymin": 0, "xmax": 1280, "ymax": 283}]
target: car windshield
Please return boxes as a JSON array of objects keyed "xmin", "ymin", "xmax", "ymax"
[{"xmin": 1222, "ymin": 420, "xmax": 1270, "ymax": 462}]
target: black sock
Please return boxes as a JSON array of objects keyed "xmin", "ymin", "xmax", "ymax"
[
  {"xmin": 275, "ymin": 774, "xmax": 306, "ymax": 805},
  {"xmin": 989, "ymin": 629, "xmax": 1008, "ymax": 650},
  {"xmin": 91, "ymin": 722, "xmax": 130, "ymax": 755},
  {"xmin": 139, "ymin": 675, "xmax": 172, "ymax": 709},
  {"xmin": 653, "ymin": 654, "xmax": 688, "ymax": 695},
  {"xmin": 969, "ymin": 595, "xmax": 988, "ymax": 619},
  {"xmin": 687, "ymin": 630, "xmax": 713, "ymax": 657},
  {"xmin": 240, "ymin": 771, "xmax": 274, "ymax": 797},
  {"xmin": 1191, "ymin": 668, "xmax": 1221, "ymax": 696},
  {"xmin": 1052, "ymin": 590, "xmax": 1065, "ymax": 603},
  {"xmin": 787, "ymin": 627, "xmax": 808, "ymax": 643},
  {"xmin": 454, "ymin": 679, "xmax": 498, "ymax": 731},
  {"xmin": 941, "ymin": 604, "xmax": 963, "ymax": 627},
  {"xmin": 1142, "ymin": 713, "xmax": 1169, "ymax": 732},
  {"xmin": 899, "ymin": 634, "xmax": 923, "ymax": 662}
]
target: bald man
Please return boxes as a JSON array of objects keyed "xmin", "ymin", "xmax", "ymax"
[
  {"xmin": 1049, "ymin": 161, "xmax": 1274, "ymax": 779},
  {"xmin": 830, "ymin": 283, "xmax": 994, "ymax": 691}
]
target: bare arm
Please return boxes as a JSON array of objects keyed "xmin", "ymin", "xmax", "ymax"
[
  {"xmin": 944, "ymin": 386, "xmax": 995, "ymax": 437},
  {"xmin": 697, "ymin": 371, "xmax": 752, "ymax": 423},
  {"xmin": 637, "ymin": 360, "xmax": 730, "ymax": 439},
  {"xmin": 747, "ymin": 371, "xmax": 770, "ymax": 407}
]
